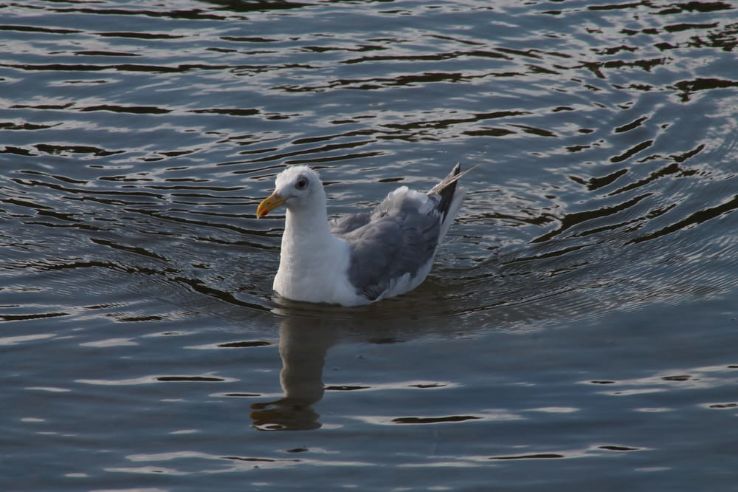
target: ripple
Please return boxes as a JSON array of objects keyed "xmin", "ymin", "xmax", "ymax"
[
  {"xmin": 0, "ymin": 333, "xmax": 56, "ymax": 345},
  {"xmin": 630, "ymin": 194, "xmax": 738, "ymax": 244},
  {"xmin": 392, "ymin": 415, "xmax": 482, "ymax": 424},
  {"xmin": 156, "ymin": 376, "xmax": 226, "ymax": 382},
  {"xmin": 77, "ymin": 374, "xmax": 237, "ymax": 385},
  {"xmin": 187, "ymin": 340, "xmax": 272, "ymax": 349},
  {"xmin": 356, "ymin": 409, "xmax": 523, "ymax": 427},
  {"xmin": 491, "ymin": 453, "xmax": 565, "ymax": 461},
  {"xmin": 80, "ymin": 337, "xmax": 138, "ymax": 348},
  {"xmin": 705, "ymin": 402, "xmax": 738, "ymax": 409},
  {"xmin": 25, "ymin": 386, "xmax": 70, "ymax": 393},
  {"xmin": 2, "ymin": 1, "xmax": 738, "ymax": 489},
  {"xmin": 609, "ymin": 140, "xmax": 654, "ymax": 163},
  {"xmin": 79, "ymin": 104, "xmax": 171, "ymax": 114}
]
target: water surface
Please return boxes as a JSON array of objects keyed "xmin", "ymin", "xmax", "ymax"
[{"xmin": 2, "ymin": 1, "xmax": 738, "ymax": 490}]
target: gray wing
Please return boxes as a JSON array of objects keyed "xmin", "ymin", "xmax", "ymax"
[
  {"xmin": 330, "ymin": 212, "xmax": 372, "ymax": 235},
  {"xmin": 337, "ymin": 200, "xmax": 441, "ymax": 301},
  {"xmin": 334, "ymin": 164, "xmax": 463, "ymax": 301}
]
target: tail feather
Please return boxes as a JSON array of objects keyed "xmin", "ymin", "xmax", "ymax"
[
  {"xmin": 433, "ymin": 163, "xmax": 461, "ymax": 221},
  {"xmin": 428, "ymin": 163, "xmax": 470, "ymax": 242}
]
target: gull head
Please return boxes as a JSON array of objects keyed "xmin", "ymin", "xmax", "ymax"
[{"xmin": 256, "ymin": 165, "xmax": 324, "ymax": 218}]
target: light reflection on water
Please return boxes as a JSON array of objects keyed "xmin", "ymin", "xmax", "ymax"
[{"xmin": 2, "ymin": 0, "xmax": 738, "ymax": 490}]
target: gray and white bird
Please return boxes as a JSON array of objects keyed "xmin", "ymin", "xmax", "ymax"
[{"xmin": 256, "ymin": 164, "xmax": 465, "ymax": 306}]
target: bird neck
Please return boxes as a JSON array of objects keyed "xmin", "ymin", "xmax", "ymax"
[
  {"xmin": 283, "ymin": 198, "xmax": 332, "ymax": 249},
  {"xmin": 274, "ymin": 190, "xmax": 353, "ymax": 304}
]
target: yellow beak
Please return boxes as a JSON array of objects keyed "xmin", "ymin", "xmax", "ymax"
[{"xmin": 256, "ymin": 192, "xmax": 286, "ymax": 218}]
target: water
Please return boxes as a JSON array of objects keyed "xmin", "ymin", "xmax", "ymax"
[{"xmin": 2, "ymin": 0, "xmax": 738, "ymax": 490}]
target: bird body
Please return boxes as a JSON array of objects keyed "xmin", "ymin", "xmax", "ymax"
[
  {"xmin": 274, "ymin": 215, "xmax": 360, "ymax": 306},
  {"xmin": 257, "ymin": 164, "xmax": 464, "ymax": 306}
]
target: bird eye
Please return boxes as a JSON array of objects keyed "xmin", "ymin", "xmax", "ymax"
[{"xmin": 295, "ymin": 177, "xmax": 308, "ymax": 190}]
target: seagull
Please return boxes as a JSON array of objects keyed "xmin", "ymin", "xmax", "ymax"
[{"xmin": 256, "ymin": 164, "xmax": 465, "ymax": 306}]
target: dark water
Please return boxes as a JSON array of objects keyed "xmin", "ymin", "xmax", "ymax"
[{"xmin": 2, "ymin": 0, "xmax": 738, "ymax": 490}]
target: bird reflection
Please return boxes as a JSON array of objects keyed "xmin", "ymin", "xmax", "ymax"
[
  {"xmin": 248, "ymin": 289, "xmax": 470, "ymax": 431},
  {"xmin": 250, "ymin": 315, "xmax": 337, "ymax": 431}
]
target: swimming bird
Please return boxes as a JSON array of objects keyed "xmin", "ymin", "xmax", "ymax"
[{"xmin": 256, "ymin": 164, "xmax": 465, "ymax": 306}]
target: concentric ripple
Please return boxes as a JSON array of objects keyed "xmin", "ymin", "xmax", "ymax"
[{"xmin": 1, "ymin": 1, "xmax": 738, "ymax": 490}]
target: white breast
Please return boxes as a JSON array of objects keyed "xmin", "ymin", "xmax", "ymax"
[{"xmin": 273, "ymin": 233, "xmax": 364, "ymax": 306}]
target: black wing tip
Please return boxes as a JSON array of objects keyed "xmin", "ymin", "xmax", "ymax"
[
  {"xmin": 435, "ymin": 163, "xmax": 462, "ymax": 220},
  {"xmin": 427, "ymin": 162, "xmax": 469, "ymax": 200}
]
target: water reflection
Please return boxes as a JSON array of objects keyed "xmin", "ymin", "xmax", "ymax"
[
  {"xmin": 248, "ymin": 298, "xmax": 449, "ymax": 431},
  {"xmin": 251, "ymin": 314, "xmax": 337, "ymax": 431}
]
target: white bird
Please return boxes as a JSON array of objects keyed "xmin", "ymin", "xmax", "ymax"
[{"xmin": 256, "ymin": 164, "xmax": 465, "ymax": 306}]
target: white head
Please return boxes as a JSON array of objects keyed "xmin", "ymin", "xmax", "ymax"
[{"xmin": 256, "ymin": 165, "xmax": 325, "ymax": 218}]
